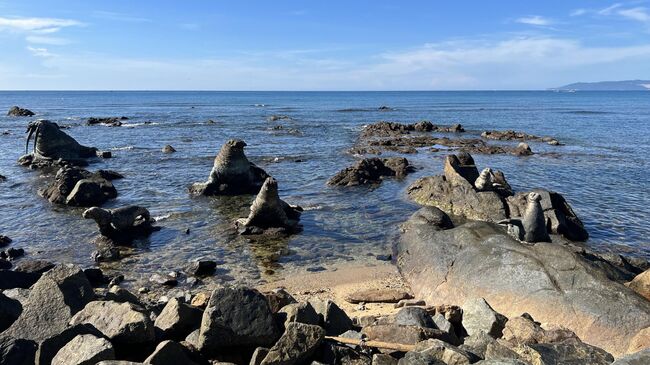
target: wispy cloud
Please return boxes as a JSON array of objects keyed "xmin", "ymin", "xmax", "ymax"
[
  {"xmin": 93, "ymin": 11, "xmax": 151, "ymax": 23},
  {"xmin": 26, "ymin": 35, "xmax": 71, "ymax": 45},
  {"xmin": 516, "ymin": 16, "xmax": 552, "ymax": 26},
  {"xmin": 598, "ymin": 3, "xmax": 623, "ymax": 15},
  {"xmin": 618, "ymin": 7, "xmax": 650, "ymax": 22},
  {"xmin": 570, "ymin": 9, "xmax": 588, "ymax": 17},
  {"xmin": 26, "ymin": 46, "xmax": 55, "ymax": 58},
  {"xmin": 0, "ymin": 16, "xmax": 82, "ymax": 33}
]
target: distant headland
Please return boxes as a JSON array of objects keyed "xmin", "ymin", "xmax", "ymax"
[{"xmin": 552, "ymin": 79, "xmax": 650, "ymax": 91}]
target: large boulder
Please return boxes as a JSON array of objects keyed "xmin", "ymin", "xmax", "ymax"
[
  {"xmin": 627, "ymin": 269, "xmax": 650, "ymax": 301},
  {"xmin": 40, "ymin": 166, "xmax": 117, "ymax": 207},
  {"xmin": 51, "ymin": 334, "xmax": 115, "ymax": 365},
  {"xmin": 0, "ymin": 337, "xmax": 37, "ymax": 365},
  {"xmin": 0, "ymin": 292, "xmax": 22, "ymax": 332},
  {"xmin": 3, "ymin": 264, "xmax": 94, "ymax": 342},
  {"xmin": 69, "ymin": 301, "xmax": 155, "ymax": 344},
  {"xmin": 154, "ymin": 298, "xmax": 203, "ymax": 340},
  {"xmin": 144, "ymin": 340, "xmax": 197, "ymax": 365},
  {"xmin": 189, "ymin": 139, "xmax": 269, "ymax": 196},
  {"xmin": 461, "ymin": 298, "xmax": 507, "ymax": 338},
  {"xmin": 7, "ymin": 106, "xmax": 35, "ymax": 117},
  {"xmin": 308, "ymin": 299, "xmax": 353, "ymax": 336},
  {"xmin": 328, "ymin": 157, "xmax": 414, "ymax": 186},
  {"xmin": 260, "ymin": 322, "xmax": 325, "ymax": 365},
  {"xmin": 612, "ymin": 349, "xmax": 650, "ymax": 365},
  {"xmin": 198, "ymin": 287, "xmax": 281, "ymax": 352},
  {"xmin": 397, "ymin": 212, "xmax": 650, "ymax": 356}
]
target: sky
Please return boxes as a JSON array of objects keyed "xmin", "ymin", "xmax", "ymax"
[{"xmin": 0, "ymin": 0, "xmax": 649, "ymax": 90}]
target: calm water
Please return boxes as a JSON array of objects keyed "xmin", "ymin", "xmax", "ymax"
[{"xmin": 0, "ymin": 91, "xmax": 648, "ymax": 286}]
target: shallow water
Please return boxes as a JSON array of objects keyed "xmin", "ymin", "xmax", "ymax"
[{"xmin": 0, "ymin": 91, "xmax": 648, "ymax": 286}]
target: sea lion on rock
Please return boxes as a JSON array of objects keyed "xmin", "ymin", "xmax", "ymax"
[
  {"xmin": 190, "ymin": 139, "xmax": 269, "ymax": 196},
  {"xmin": 83, "ymin": 205, "xmax": 158, "ymax": 244},
  {"xmin": 236, "ymin": 177, "xmax": 302, "ymax": 235},
  {"xmin": 475, "ymin": 168, "xmax": 513, "ymax": 197},
  {"xmin": 499, "ymin": 192, "xmax": 551, "ymax": 243}
]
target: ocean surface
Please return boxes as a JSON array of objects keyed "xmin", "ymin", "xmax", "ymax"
[{"xmin": 0, "ymin": 91, "xmax": 648, "ymax": 286}]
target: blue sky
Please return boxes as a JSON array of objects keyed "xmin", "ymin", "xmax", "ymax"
[{"xmin": 1, "ymin": 0, "xmax": 649, "ymax": 90}]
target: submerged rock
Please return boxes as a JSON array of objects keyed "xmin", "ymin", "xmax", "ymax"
[
  {"xmin": 481, "ymin": 130, "xmax": 560, "ymax": 145},
  {"xmin": 87, "ymin": 117, "xmax": 128, "ymax": 127},
  {"xmin": 7, "ymin": 106, "xmax": 35, "ymax": 117},
  {"xmin": 236, "ymin": 177, "xmax": 302, "ymax": 235},
  {"xmin": 397, "ymin": 212, "xmax": 650, "ymax": 356},
  {"xmin": 40, "ymin": 166, "xmax": 118, "ymax": 207},
  {"xmin": 189, "ymin": 139, "xmax": 269, "ymax": 196},
  {"xmin": 328, "ymin": 157, "xmax": 414, "ymax": 186}
]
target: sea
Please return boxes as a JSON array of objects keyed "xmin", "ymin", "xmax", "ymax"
[{"xmin": 0, "ymin": 91, "xmax": 648, "ymax": 286}]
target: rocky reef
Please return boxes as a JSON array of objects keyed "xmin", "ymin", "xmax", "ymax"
[
  {"xmin": 7, "ymin": 106, "xmax": 35, "ymax": 117},
  {"xmin": 328, "ymin": 157, "xmax": 414, "ymax": 186}
]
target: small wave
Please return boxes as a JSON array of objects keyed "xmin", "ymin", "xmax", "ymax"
[
  {"xmin": 337, "ymin": 108, "xmax": 373, "ymax": 112},
  {"xmin": 123, "ymin": 122, "xmax": 159, "ymax": 127},
  {"xmin": 302, "ymin": 205, "xmax": 323, "ymax": 211},
  {"xmin": 111, "ymin": 146, "xmax": 135, "ymax": 151},
  {"xmin": 254, "ymin": 104, "xmax": 268, "ymax": 107},
  {"xmin": 560, "ymin": 110, "xmax": 614, "ymax": 115},
  {"xmin": 153, "ymin": 213, "xmax": 172, "ymax": 222}
]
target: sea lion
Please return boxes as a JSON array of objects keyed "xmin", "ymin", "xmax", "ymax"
[
  {"xmin": 521, "ymin": 192, "xmax": 551, "ymax": 243},
  {"xmin": 236, "ymin": 177, "xmax": 302, "ymax": 234},
  {"xmin": 24, "ymin": 120, "xmax": 98, "ymax": 161},
  {"xmin": 83, "ymin": 205, "xmax": 157, "ymax": 243}
]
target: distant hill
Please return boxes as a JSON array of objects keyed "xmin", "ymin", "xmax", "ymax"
[{"xmin": 553, "ymin": 80, "xmax": 650, "ymax": 91}]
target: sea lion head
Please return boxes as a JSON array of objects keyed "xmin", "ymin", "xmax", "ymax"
[
  {"xmin": 225, "ymin": 139, "xmax": 247, "ymax": 150},
  {"xmin": 82, "ymin": 206, "xmax": 111, "ymax": 226},
  {"xmin": 527, "ymin": 192, "xmax": 541, "ymax": 203}
]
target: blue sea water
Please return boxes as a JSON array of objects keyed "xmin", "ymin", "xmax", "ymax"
[{"xmin": 0, "ymin": 91, "xmax": 648, "ymax": 285}]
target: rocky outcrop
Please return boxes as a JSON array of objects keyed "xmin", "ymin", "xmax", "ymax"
[
  {"xmin": 328, "ymin": 157, "xmax": 414, "ymax": 186},
  {"xmin": 236, "ymin": 177, "xmax": 302, "ymax": 235},
  {"xmin": 40, "ymin": 166, "xmax": 118, "ymax": 207},
  {"xmin": 7, "ymin": 106, "xmax": 35, "ymax": 117},
  {"xmin": 481, "ymin": 130, "xmax": 560, "ymax": 145},
  {"xmin": 189, "ymin": 139, "xmax": 269, "ymax": 196},
  {"xmin": 87, "ymin": 117, "xmax": 128, "ymax": 127},
  {"xmin": 83, "ymin": 205, "xmax": 158, "ymax": 244},
  {"xmin": 361, "ymin": 121, "xmax": 464, "ymax": 138},
  {"xmin": 397, "ymin": 209, "xmax": 650, "ymax": 356},
  {"xmin": 407, "ymin": 153, "xmax": 588, "ymax": 241}
]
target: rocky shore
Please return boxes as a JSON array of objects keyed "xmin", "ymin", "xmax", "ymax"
[{"xmin": 1, "ymin": 106, "xmax": 649, "ymax": 364}]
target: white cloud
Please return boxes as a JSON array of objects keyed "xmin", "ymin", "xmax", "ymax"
[
  {"xmin": 570, "ymin": 9, "xmax": 587, "ymax": 16},
  {"xmin": 598, "ymin": 3, "xmax": 623, "ymax": 15},
  {"xmin": 516, "ymin": 16, "xmax": 552, "ymax": 26},
  {"xmin": 0, "ymin": 17, "xmax": 82, "ymax": 33},
  {"xmin": 26, "ymin": 46, "xmax": 55, "ymax": 58},
  {"xmin": 618, "ymin": 7, "xmax": 650, "ymax": 22},
  {"xmin": 26, "ymin": 35, "xmax": 71, "ymax": 45}
]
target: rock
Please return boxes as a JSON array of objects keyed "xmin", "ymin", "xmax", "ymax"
[
  {"xmin": 250, "ymin": 347, "xmax": 270, "ymax": 365},
  {"xmin": 186, "ymin": 260, "xmax": 217, "ymax": 277},
  {"xmin": 185, "ymin": 329, "xmax": 200, "ymax": 347},
  {"xmin": 189, "ymin": 139, "xmax": 269, "ymax": 196},
  {"xmin": 0, "ymin": 292, "xmax": 22, "ymax": 332},
  {"xmin": 627, "ymin": 269, "xmax": 650, "ymax": 300},
  {"xmin": 236, "ymin": 177, "xmax": 302, "ymax": 235},
  {"xmin": 97, "ymin": 170, "xmax": 125, "ymax": 180},
  {"xmin": 501, "ymin": 315, "xmax": 577, "ymax": 346},
  {"xmin": 3, "ymin": 247, "xmax": 24, "ymax": 260},
  {"xmin": 13, "ymin": 259, "xmax": 54, "ymax": 275},
  {"xmin": 481, "ymin": 130, "xmax": 558, "ymax": 143},
  {"xmin": 484, "ymin": 340, "xmax": 522, "ymax": 362},
  {"xmin": 0, "ymin": 235, "xmax": 11, "ymax": 246},
  {"xmin": 190, "ymin": 292, "xmax": 211, "ymax": 308},
  {"xmin": 0, "ymin": 259, "xmax": 11, "ymax": 270},
  {"xmin": 278, "ymin": 302, "xmax": 320, "ymax": 328},
  {"xmin": 372, "ymin": 354, "xmax": 398, "ymax": 365},
  {"xmin": 612, "ymin": 349, "xmax": 650, "ymax": 365},
  {"xmin": 397, "ymin": 216, "xmax": 650, "ymax": 356},
  {"xmin": 198, "ymin": 287, "xmax": 280, "ymax": 352},
  {"xmin": 362, "ymin": 324, "xmax": 459, "ymax": 346},
  {"xmin": 460, "ymin": 331, "xmax": 498, "ymax": 359},
  {"xmin": 69, "ymin": 301, "xmax": 155, "ymax": 343},
  {"xmin": 515, "ymin": 338, "xmax": 614, "ymax": 365},
  {"xmin": 627, "ymin": 327, "xmax": 650, "ymax": 354},
  {"xmin": 40, "ymin": 166, "xmax": 117, "ymax": 207},
  {"xmin": 328, "ymin": 157, "xmax": 413, "ymax": 186},
  {"xmin": 474, "ymin": 361, "xmax": 528, "ymax": 365},
  {"xmin": 260, "ymin": 323, "xmax": 325, "ymax": 365},
  {"xmin": 0, "ymin": 269, "xmax": 40, "ymax": 289},
  {"xmin": 23, "ymin": 120, "xmax": 98, "ymax": 165},
  {"xmin": 92, "ymin": 238, "xmax": 121, "ymax": 262},
  {"xmin": 414, "ymin": 338, "xmax": 474, "ymax": 365},
  {"xmin": 395, "ymin": 299, "xmax": 427, "ymax": 308},
  {"xmin": 360, "ymin": 121, "xmax": 463, "ymax": 138},
  {"xmin": 506, "ymin": 189, "xmax": 588, "ymax": 241},
  {"xmin": 87, "ymin": 117, "xmax": 128, "ymax": 126},
  {"xmin": 461, "ymin": 298, "xmax": 507, "ymax": 338},
  {"xmin": 431, "ymin": 314, "xmax": 454, "ymax": 335},
  {"xmin": 346, "ymin": 288, "xmax": 413, "ymax": 304},
  {"xmin": 398, "ymin": 351, "xmax": 445, "ymax": 365},
  {"xmin": 406, "ymin": 206, "xmax": 454, "ymax": 231},
  {"xmin": 265, "ymin": 288, "xmax": 297, "ymax": 313},
  {"xmin": 84, "ymin": 206, "xmax": 158, "ymax": 244},
  {"xmin": 394, "ymin": 307, "xmax": 435, "ymax": 328},
  {"xmin": 4, "ymin": 264, "xmax": 94, "ymax": 342},
  {"xmin": 378, "ymin": 106, "xmax": 392, "ymax": 111},
  {"xmin": 150, "ymin": 273, "xmax": 178, "ymax": 287},
  {"xmin": 0, "ymin": 337, "xmax": 36, "ymax": 365},
  {"xmin": 162, "ymin": 145, "xmax": 176, "ymax": 153},
  {"xmin": 106, "ymin": 285, "xmax": 141, "ymax": 304},
  {"xmin": 7, "ymin": 106, "xmax": 35, "ymax": 117},
  {"xmin": 51, "ymin": 334, "xmax": 115, "ymax": 365},
  {"xmin": 309, "ymin": 299, "xmax": 354, "ymax": 336},
  {"xmin": 35, "ymin": 323, "xmax": 105, "ymax": 365},
  {"xmin": 155, "ymin": 298, "xmax": 203, "ymax": 340},
  {"xmin": 83, "ymin": 267, "xmax": 107, "ymax": 286},
  {"xmin": 144, "ymin": 340, "xmax": 197, "ymax": 365}
]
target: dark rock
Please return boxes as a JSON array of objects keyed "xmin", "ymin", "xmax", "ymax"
[
  {"xmin": 0, "ymin": 269, "xmax": 39, "ymax": 289},
  {"xmin": 0, "ymin": 235, "xmax": 11, "ymax": 247},
  {"xmin": 362, "ymin": 324, "xmax": 459, "ymax": 346},
  {"xmin": 69, "ymin": 301, "xmax": 155, "ymax": 344},
  {"xmin": 519, "ymin": 338, "xmax": 614, "ymax": 365},
  {"xmin": 398, "ymin": 351, "xmax": 445, "ymax": 365},
  {"xmin": 309, "ymin": 299, "xmax": 354, "ymax": 336},
  {"xmin": 13, "ymin": 259, "xmax": 54, "ymax": 274},
  {"xmin": 264, "ymin": 288, "xmax": 297, "ymax": 313},
  {"xmin": 92, "ymin": 239, "xmax": 121, "ymax": 262},
  {"xmin": 260, "ymin": 322, "xmax": 325, "ymax": 365},
  {"xmin": 40, "ymin": 166, "xmax": 117, "ymax": 207},
  {"xmin": 51, "ymin": 334, "xmax": 115, "ymax": 365},
  {"xmin": 397, "ymin": 216, "xmax": 650, "ymax": 356},
  {"xmin": 0, "ymin": 259, "xmax": 11, "ymax": 270},
  {"xmin": 144, "ymin": 340, "xmax": 197, "ymax": 365},
  {"xmin": 106, "ymin": 285, "xmax": 141, "ymax": 304},
  {"xmin": 372, "ymin": 354, "xmax": 398, "ymax": 365},
  {"xmin": 0, "ymin": 292, "xmax": 21, "ymax": 332},
  {"xmin": 87, "ymin": 117, "xmax": 128, "ymax": 126},
  {"xmin": 3, "ymin": 264, "xmax": 94, "ymax": 342},
  {"xmin": 406, "ymin": 206, "xmax": 454, "ymax": 231},
  {"xmin": 481, "ymin": 130, "xmax": 559, "ymax": 145},
  {"xmin": 278, "ymin": 302, "xmax": 320, "ymax": 328},
  {"xmin": 186, "ymin": 260, "xmax": 217, "ymax": 277},
  {"xmin": 5, "ymin": 247, "xmax": 24, "ymax": 260},
  {"xmin": 155, "ymin": 297, "xmax": 203, "ymax": 340},
  {"xmin": 83, "ymin": 267, "xmax": 108, "ymax": 286},
  {"xmin": 8, "ymin": 106, "xmax": 35, "ymax": 117},
  {"xmin": 198, "ymin": 287, "xmax": 281, "ymax": 352},
  {"xmin": 414, "ymin": 338, "xmax": 474, "ymax": 364},
  {"xmin": 328, "ymin": 157, "xmax": 413, "ymax": 186},
  {"xmin": 394, "ymin": 307, "xmax": 435, "ymax": 328},
  {"xmin": 97, "ymin": 170, "xmax": 124, "ymax": 180},
  {"xmin": 150, "ymin": 273, "xmax": 178, "ymax": 287},
  {"xmin": 0, "ymin": 337, "xmax": 36, "ymax": 365},
  {"xmin": 250, "ymin": 347, "xmax": 270, "ymax": 365}
]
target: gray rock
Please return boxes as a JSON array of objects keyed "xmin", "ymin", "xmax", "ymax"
[
  {"xmin": 0, "ymin": 337, "xmax": 36, "ymax": 365},
  {"xmin": 362, "ymin": 324, "xmax": 459, "ymax": 346},
  {"xmin": 431, "ymin": 313, "xmax": 454, "ymax": 335},
  {"xmin": 52, "ymin": 334, "xmax": 115, "ymax": 365},
  {"xmin": 394, "ymin": 307, "xmax": 435, "ymax": 328},
  {"xmin": 474, "ymin": 360, "xmax": 528, "ymax": 365},
  {"xmin": 144, "ymin": 340, "xmax": 197, "ymax": 365},
  {"xmin": 612, "ymin": 349, "xmax": 650, "ymax": 365},
  {"xmin": 398, "ymin": 351, "xmax": 445, "ymax": 365},
  {"xmin": 459, "ymin": 331, "xmax": 497, "ymax": 359},
  {"xmin": 250, "ymin": 347, "xmax": 270, "ymax": 365},
  {"xmin": 264, "ymin": 288, "xmax": 297, "ymax": 313},
  {"xmin": 0, "ymin": 292, "xmax": 21, "ymax": 332},
  {"xmin": 372, "ymin": 354, "xmax": 398, "ymax": 365},
  {"xmin": 8, "ymin": 106, "xmax": 35, "ymax": 117},
  {"xmin": 155, "ymin": 297, "xmax": 203, "ymax": 340},
  {"xmin": 260, "ymin": 322, "xmax": 325, "ymax": 365},
  {"xmin": 106, "ymin": 285, "xmax": 141, "ymax": 304},
  {"xmin": 461, "ymin": 298, "xmax": 507, "ymax": 338},
  {"xmin": 328, "ymin": 157, "xmax": 414, "ymax": 186},
  {"xmin": 184, "ymin": 329, "xmax": 200, "ymax": 348},
  {"xmin": 3, "ymin": 264, "xmax": 93, "ymax": 342},
  {"xmin": 414, "ymin": 339, "xmax": 474, "ymax": 365},
  {"xmin": 185, "ymin": 260, "xmax": 217, "ymax": 277},
  {"xmin": 198, "ymin": 287, "xmax": 280, "ymax": 353},
  {"xmin": 69, "ymin": 301, "xmax": 155, "ymax": 343},
  {"xmin": 397, "ymin": 216, "xmax": 650, "ymax": 356},
  {"xmin": 278, "ymin": 301, "xmax": 320, "ymax": 328},
  {"xmin": 35, "ymin": 323, "xmax": 105, "ymax": 365},
  {"xmin": 309, "ymin": 298, "xmax": 354, "ymax": 336},
  {"xmin": 518, "ymin": 338, "xmax": 614, "ymax": 365},
  {"xmin": 12, "ymin": 259, "xmax": 54, "ymax": 275}
]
